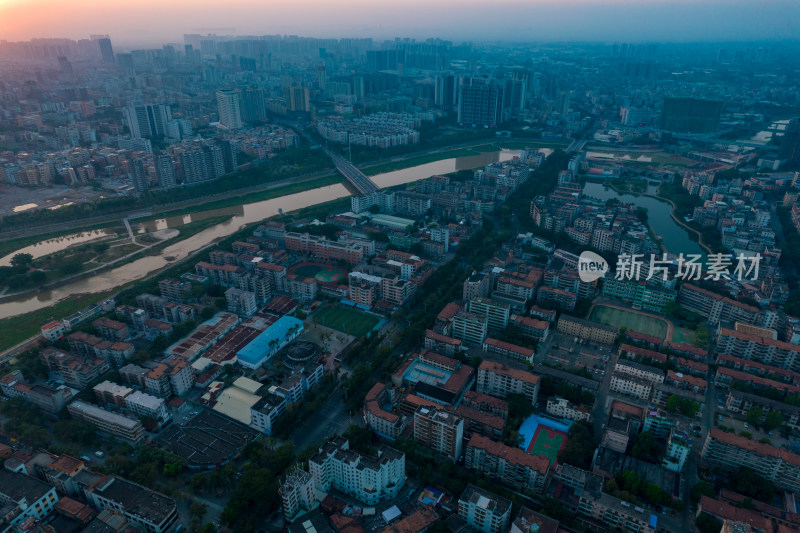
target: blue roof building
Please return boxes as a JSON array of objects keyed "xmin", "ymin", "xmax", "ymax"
[{"xmin": 236, "ymin": 315, "xmax": 304, "ymax": 369}]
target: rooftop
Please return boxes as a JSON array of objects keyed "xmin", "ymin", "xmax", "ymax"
[
  {"xmin": 0, "ymin": 469, "xmax": 53, "ymax": 504},
  {"xmin": 154, "ymin": 409, "xmax": 258, "ymax": 466},
  {"xmin": 89, "ymin": 476, "xmax": 176, "ymax": 527},
  {"xmin": 459, "ymin": 483, "xmax": 511, "ymax": 516}
]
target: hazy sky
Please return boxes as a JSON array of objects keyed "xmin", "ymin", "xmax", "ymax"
[{"xmin": 1, "ymin": 0, "xmax": 798, "ymax": 48}]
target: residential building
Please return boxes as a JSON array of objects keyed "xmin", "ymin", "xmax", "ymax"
[
  {"xmin": 546, "ymin": 397, "xmax": 591, "ymax": 422},
  {"xmin": 468, "ymin": 298, "xmax": 510, "ymax": 332},
  {"xmin": 67, "ymin": 401, "xmax": 145, "ymax": 444},
  {"xmin": 308, "ymin": 437, "xmax": 405, "ymax": 505},
  {"xmin": 701, "ymin": 428, "xmax": 800, "ymax": 493},
  {"xmin": 413, "ymin": 406, "xmax": 464, "ymax": 461},
  {"xmin": 457, "ymin": 484, "xmax": 512, "ymax": 533},
  {"xmin": 364, "ymin": 383, "xmax": 408, "ymax": 440},
  {"xmin": 85, "ymin": 476, "xmax": 179, "ymax": 533},
  {"xmin": 280, "ymin": 469, "xmax": 317, "ymax": 521},
  {"xmin": 250, "ymin": 392, "xmax": 287, "ymax": 435},
  {"xmin": 678, "ymin": 284, "xmax": 759, "ymax": 325},
  {"xmin": 0, "ymin": 470, "xmax": 59, "ymax": 527},
  {"xmin": 452, "ymin": 311, "xmax": 488, "ymax": 346},
  {"xmin": 609, "ymin": 372, "xmax": 653, "ymax": 400},
  {"xmin": 216, "ymin": 89, "xmax": 243, "ymax": 130},
  {"xmin": 477, "ymin": 360, "xmax": 540, "ymax": 403},
  {"xmin": 482, "ymin": 338, "xmax": 535, "ymax": 364},
  {"xmin": 465, "ymin": 435, "xmax": 550, "ymax": 493},
  {"xmin": 556, "ymin": 316, "xmax": 617, "ymax": 345},
  {"xmin": 40, "ymin": 347, "xmax": 110, "ymax": 390}
]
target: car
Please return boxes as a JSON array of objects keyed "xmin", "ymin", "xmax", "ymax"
[
  {"xmin": 94, "ymin": 451, "xmax": 104, "ymax": 458},
  {"xmin": 718, "ymin": 415, "xmax": 723, "ymax": 421},
  {"xmin": 744, "ymin": 423, "xmax": 749, "ymax": 429}
]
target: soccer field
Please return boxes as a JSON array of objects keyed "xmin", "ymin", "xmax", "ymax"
[
  {"xmin": 590, "ymin": 305, "xmax": 668, "ymax": 340},
  {"xmin": 314, "ymin": 306, "xmax": 380, "ymax": 337}
]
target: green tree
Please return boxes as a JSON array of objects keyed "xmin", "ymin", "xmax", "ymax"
[
  {"xmin": 763, "ymin": 411, "xmax": 783, "ymax": 431},
  {"xmin": 694, "ymin": 323, "xmax": 711, "ymax": 350},
  {"xmin": 690, "ymin": 481, "xmax": 714, "ymax": 504},
  {"xmin": 746, "ymin": 406, "xmax": 763, "ymax": 425},
  {"xmin": 631, "ymin": 431, "xmax": 661, "ymax": 463},
  {"xmin": 696, "ymin": 512, "xmax": 722, "ymax": 533},
  {"xmin": 11, "ymin": 253, "xmax": 33, "ymax": 267},
  {"xmin": 557, "ymin": 421, "xmax": 597, "ymax": 469}
]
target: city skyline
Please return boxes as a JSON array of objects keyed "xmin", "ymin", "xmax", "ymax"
[{"xmin": 1, "ymin": 0, "xmax": 799, "ymax": 48}]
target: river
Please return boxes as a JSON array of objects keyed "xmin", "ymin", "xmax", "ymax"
[
  {"xmin": 581, "ymin": 182, "xmax": 704, "ymax": 257},
  {"xmin": 0, "ymin": 149, "xmax": 520, "ymax": 319}
]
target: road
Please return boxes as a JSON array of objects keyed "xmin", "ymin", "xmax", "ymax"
[{"xmin": 289, "ymin": 388, "xmax": 359, "ymax": 451}]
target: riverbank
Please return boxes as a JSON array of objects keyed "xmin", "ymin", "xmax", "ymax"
[
  {"xmin": 0, "ymin": 216, "xmax": 230, "ymax": 304},
  {"xmin": 0, "ymin": 136, "xmax": 552, "ymax": 252},
  {"xmin": 0, "ymin": 196, "xmax": 350, "ymax": 353},
  {"xmin": 653, "ymin": 186, "xmax": 713, "ymax": 255}
]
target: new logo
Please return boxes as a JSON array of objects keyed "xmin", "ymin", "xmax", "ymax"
[{"xmin": 578, "ymin": 251, "xmax": 609, "ymax": 282}]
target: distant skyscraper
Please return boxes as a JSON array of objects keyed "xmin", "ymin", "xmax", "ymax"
[
  {"xmin": 155, "ymin": 153, "xmax": 175, "ymax": 188},
  {"xmin": 458, "ymin": 78, "xmax": 503, "ymax": 128},
  {"xmin": 122, "ymin": 104, "xmax": 172, "ymax": 138},
  {"xmin": 216, "ymin": 89, "xmax": 243, "ymax": 129},
  {"xmin": 131, "ymin": 158, "xmax": 148, "ymax": 194},
  {"xmin": 240, "ymin": 87, "xmax": 266, "ymax": 123},
  {"xmin": 556, "ymin": 91, "xmax": 571, "ymax": 115},
  {"xmin": 435, "ymin": 74, "xmax": 457, "ymax": 110},
  {"xmin": 219, "ymin": 141, "xmax": 238, "ymax": 174},
  {"xmin": 366, "ymin": 49, "xmax": 399, "ymax": 71},
  {"xmin": 97, "ymin": 37, "xmax": 115, "ymax": 63}
]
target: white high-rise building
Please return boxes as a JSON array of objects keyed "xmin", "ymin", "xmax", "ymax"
[
  {"xmin": 308, "ymin": 437, "xmax": 404, "ymax": 505},
  {"xmin": 216, "ymin": 89, "xmax": 243, "ymax": 130}
]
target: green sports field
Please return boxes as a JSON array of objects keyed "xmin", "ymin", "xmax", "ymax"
[
  {"xmin": 292, "ymin": 263, "xmax": 346, "ymax": 282},
  {"xmin": 590, "ymin": 305, "xmax": 668, "ymax": 340},
  {"xmin": 672, "ymin": 326, "xmax": 696, "ymax": 345},
  {"xmin": 529, "ymin": 427, "xmax": 566, "ymax": 464},
  {"xmin": 314, "ymin": 306, "xmax": 380, "ymax": 337}
]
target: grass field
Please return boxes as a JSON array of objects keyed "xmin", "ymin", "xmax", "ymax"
[
  {"xmin": 314, "ymin": 306, "xmax": 380, "ymax": 337},
  {"xmin": 292, "ymin": 264, "xmax": 346, "ymax": 282},
  {"xmin": 527, "ymin": 426, "xmax": 567, "ymax": 464},
  {"xmin": 590, "ymin": 305, "xmax": 668, "ymax": 340}
]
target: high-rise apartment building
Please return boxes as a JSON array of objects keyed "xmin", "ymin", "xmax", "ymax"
[
  {"xmin": 240, "ymin": 87, "xmax": 266, "ymax": 123},
  {"xmin": 155, "ymin": 152, "xmax": 175, "ymax": 188},
  {"xmin": 130, "ymin": 158, "xmax": 148, "ymax": 194},
  {"xmin": 123, "ymin": 104, "xmax": 172, "ymax": 138},
  {"xmin": 413, "ymin": 405, "xmax": 464, "ymax": 461},
  {"xmin": 458, "ymin": 78, "xmax": 503, "ymax": 128},
  {"xmin": 216, "ymin": 89, "xmax": 243, "ymax": 130}
]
